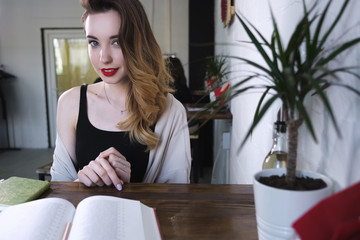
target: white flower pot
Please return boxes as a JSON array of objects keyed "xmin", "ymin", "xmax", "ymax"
[{"xmin": 253, "ymin": 168, "xmax": 333, "ymax": 240}]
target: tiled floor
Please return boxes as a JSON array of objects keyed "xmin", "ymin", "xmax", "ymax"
[{"xmin": 0, "ymin": 148, "xmax": 212, "ymax": 183}]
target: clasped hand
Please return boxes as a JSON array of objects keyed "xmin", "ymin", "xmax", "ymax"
[{"xmin": 77, "ymin": 147, "xmax": 131, "ymax": 191}]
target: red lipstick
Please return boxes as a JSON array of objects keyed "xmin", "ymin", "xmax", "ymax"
[{"xmin": 101, "ymin": 68, "xmax": 119, "ymax": 77}]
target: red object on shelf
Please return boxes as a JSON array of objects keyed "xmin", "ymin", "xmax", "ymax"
[
  {"xmin": 214, "ymin": 82, "xmax": 230, "ymax": 99},
  {"xmin": 206, "ymin": 76, "xmax": 216, "ymax": 90},
  {"xmin": 221, "ymin": 0, "xmax": 227, "ymax": 23}
]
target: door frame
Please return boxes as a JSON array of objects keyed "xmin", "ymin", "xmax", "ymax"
[{"xmin": 42, "ymin": 28, "xmax": 84, "ymax": 148}]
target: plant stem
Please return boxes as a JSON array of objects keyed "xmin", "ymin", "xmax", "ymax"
[{"xmin": 286, "ymin": 113, "xmax": 303, "ymax": 186}]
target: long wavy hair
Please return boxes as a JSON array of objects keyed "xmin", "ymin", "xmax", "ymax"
[{"xmin": 80, "ymin": 0, "xmax": 173, "ymax": 150}]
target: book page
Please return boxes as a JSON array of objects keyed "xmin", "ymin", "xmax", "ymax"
[
  {"xmin": 0, "ymin": 198, "xmax": 75, "ymax": 240},
  {"xmin": 0, "ymin": 203, "xmax": 9, "ymax": 213},
  {"xmin": 68, "ymin": 195, "xmax": 161, "ymax": 240}
]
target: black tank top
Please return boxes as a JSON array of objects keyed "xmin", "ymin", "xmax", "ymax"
[{"xmin": 75, "ymin": 85, "xmax": 149, "ymax": 182}]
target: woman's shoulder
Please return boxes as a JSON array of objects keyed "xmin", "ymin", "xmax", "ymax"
[
  {"xmin": 57, "ymin": 85, "xmax": 83, "ymax": 116},
  {"xmin": 166, "ymin": 93, "xmax": 186, "ymax": 113},
  {"xmin": 158, "ymin": 93, "xmax": 187, "ymax": 122},
  {"xmin": 56, "ymin": 86, "xmax": 83, "ymax": 137},
  {"xmin": 58, "ymin": 85, "xmax": 82, "ymax": 103},
  {"xmin": 154, "ymin": 93, "xmax": 188, "ymax": 136}
]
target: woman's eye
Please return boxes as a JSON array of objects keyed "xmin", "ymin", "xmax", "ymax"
[
  {"xmin": 89, "ymin": 40, "xmax": 99, "ymax": 47},
  {"xmin": 113, "ymin": 40, "xmax": 120, "ymax": 46}
]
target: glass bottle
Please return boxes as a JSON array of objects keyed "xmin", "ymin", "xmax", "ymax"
[{"xmin": 262, "ymin": 121, "xmax": 288, "ymax": 169}]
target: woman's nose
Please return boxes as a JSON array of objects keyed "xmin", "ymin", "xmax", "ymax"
[{"xmin": 100, "ymin": 47, "xmax": 112, "ymax": 64}]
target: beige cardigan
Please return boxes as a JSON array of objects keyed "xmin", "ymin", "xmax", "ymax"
[{"xmin": 51, "ymin": 94, "xmax": 191, "ymax": 183}]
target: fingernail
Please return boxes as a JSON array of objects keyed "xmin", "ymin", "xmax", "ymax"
[
  {"xmin": 95, "ymin": 157, "xmax": 99, "ymax": 161},
  {"xmin": 116, "ymin": 184, "xmax": 122, "ymax": 191}
]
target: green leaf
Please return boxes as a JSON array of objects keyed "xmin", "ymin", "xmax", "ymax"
[
  {"xmin": 318, "ymin": 38, "xmax": 360, "ymax": 66},
  {"xmin": 306, "ymin": 73, "xmax": 341, "ymax": 137},
  {"xmin": 236, "ymin": 13, "xmax": 283, "ymax": 81},
  {"xmin": 295, "ymin": 101, "xmax": 316, "ymax": 142},
  {"xmin": 318, "ymin": 0, "xmax": 350, "ymax": 49},
  {"xmin": 242, "ymin": 93, "xmax": 281, "ymax": 146}
]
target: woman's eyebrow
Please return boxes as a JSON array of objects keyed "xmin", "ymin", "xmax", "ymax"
[
  {"xmin": 86, "ymin": 35, "xmax": 118, "ymax": 39},
  {"xmin": 86, "ymin": 35, "xmax": 98, "ymax": 39}
]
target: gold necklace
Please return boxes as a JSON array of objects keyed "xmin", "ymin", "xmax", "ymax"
[{"xmin": 103, "ymin": 83, "xmax": 127, "ymax": 115}]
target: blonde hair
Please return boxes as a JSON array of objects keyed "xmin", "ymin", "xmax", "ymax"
[{"xmin": 81, "ymin": 0, "xmax": 173, "ymax": 150}]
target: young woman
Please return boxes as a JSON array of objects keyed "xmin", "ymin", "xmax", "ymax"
[{"xmin": 50, "ymin": 0, "xmax": 191, "ymax": 190}]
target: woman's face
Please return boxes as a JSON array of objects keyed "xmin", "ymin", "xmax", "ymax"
[{"xmin": 84, "ymin": 10, "xmax": 127, "ymax": 83}]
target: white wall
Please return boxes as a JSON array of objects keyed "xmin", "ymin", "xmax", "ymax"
[
  {"xmin": 141, "ymin": 0, "xmax": 189, "ymax": 81},
  {"xmin": 214, "ymin": 0, "xmax": 360, "ymax": 190},
  {"xmin": 0, "ymin": 0, "xmax": 84, "ymax": 148},
  {"xmin": 0, "ymin": 0, "xmax": 188, "ymax": 149}
]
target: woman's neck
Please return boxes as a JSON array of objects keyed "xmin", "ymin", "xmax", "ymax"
[{"xmin": 103, "ymin": 81, "xmax": 129, "ymax": 109}]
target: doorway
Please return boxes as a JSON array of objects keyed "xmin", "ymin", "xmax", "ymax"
[{"xmin": 42, "ymin": 28, "xmax": 98, "ymax": 147}]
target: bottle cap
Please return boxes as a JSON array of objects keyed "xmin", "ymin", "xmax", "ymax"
[
  {"xmin": 275, "ymin": 105, "xmax": 287, "ymax": 133},
  {"xmin": 275, "ymin": 121, "xmax": 287, "ymax": 133}
]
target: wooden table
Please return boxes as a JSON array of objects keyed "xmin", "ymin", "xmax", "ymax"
[{"xmin": 41, "ymin": 182, "xmax": 257, "ymax": 240}]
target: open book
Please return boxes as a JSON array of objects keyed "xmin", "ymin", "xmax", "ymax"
[{"xmin": 0, "ymin": 195, "xmax": 162, "ymax": 240}]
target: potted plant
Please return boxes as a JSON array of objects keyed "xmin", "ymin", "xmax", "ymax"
[
  {"xmin": 200, "ymin": 0, "xmax": 360, "ymax": 238},
  {"xmin": 204, "ymin": 56, "xmax": 231, "ymax": 106}
]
